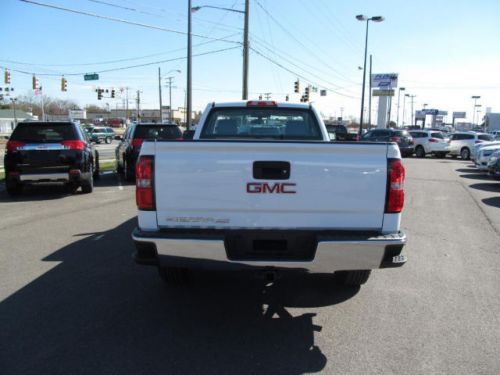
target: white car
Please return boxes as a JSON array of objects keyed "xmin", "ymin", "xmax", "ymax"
[
  {"xmin": 409, "ymin": 130, "xmax": 449, "ymax": 158},
  {"xmin": 475, "ymin": 145, "xmax": 500, "ymax": 170},
  {"xmin": 448, "ymin": 132, "xmax": 494, "ymax": 160},
  {"xmin": 472, "ymin": 141, "xmax": 500, "ymax": 161}
]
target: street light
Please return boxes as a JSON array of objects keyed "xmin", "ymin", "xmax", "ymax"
[
  {"xmin": 396, "ymin": 87, "xmax": 405, "ymax": 126},
  {"xmin": 471, "ymin": 95, "xmax": 480, "ymax": 125},
  {"xmin": 403, "ymin": 93, "xmax": 410, "ymax": 126},
  {"xmin": 192, "ymin": 1, "xmax": 249, "ymax": 100},
  {"xmin": 356, "ymin": 14, "xmax": 384, "ymax": 135}
]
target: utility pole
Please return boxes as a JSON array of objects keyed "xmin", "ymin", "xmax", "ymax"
[
  {"xmin": 387, "ymin": 96, "xmax": 392, "ymax": 127},
  {"xmin": 264, "ymin": 92, "xmax": 271, "ymax": 100},
  {"xmin": 471, "ymin": 95, "xmax": 480, "ymax": 125},
  {"xmin": 40, "ymin": 87, "xmax": 45, "ymax": 121},
  {"xmin": 186, "ymin": 0, "xmax": 192, "ymax": 130},
  {"xmin": 158, "ymin": 67, "xmax": 163, "ymax": 123},
  {"xmin": 165, "ymin": 77, "xmax": 175, "ymax": 123},
  {"xmin": 409, "ymin": 94, "xmax": 416, "ymax": 125},
  {"xmin": 242, "ymin": 0, "xmax": 250, "ymax": 100},
  {"xmin": 125, "ymin": 87, "xmax": 129, "ymax": 124},
  {"xmin": 136, "ymin": 90, "xmax": 141, "ymax": 122},
  {"xmin": 368, "ymin": 54, "xmax": 372, "ymax": 127},
  {"xmin": 396, "ymin": 87, "xmax": 405, "ymax": 127}
]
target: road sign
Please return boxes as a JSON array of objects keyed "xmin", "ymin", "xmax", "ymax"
[
  {"xmin": 422, "ymin": 109, "xmax": 439, "ymax": 115},
  {"xmin": 320, "ymin": 90, "xmax": 327, "ymax": 96},
  {"xmin": 415, "ymin": 110, "xmax": 426, "ymax": 119},
  {"xmin": 373, "ymin": 89, "xmax": 395, "ymax": 96},
  {"xmin": 371, "ymin": 73, "xmax": 398, "ymax": 88},
  {"xmin": 84, "ymin": 73, "xmax": 99, "ymax": 81},
  {"xmin": 453, "ymin": 111, "xmax": 466, "ymax": 119},
  {"xmin": 69, "ymin": 110, "xmax": 86, "ymax": 120}
]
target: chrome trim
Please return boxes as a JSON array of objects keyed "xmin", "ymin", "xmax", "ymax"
[
  {"xmin": 19, "ymin": 173, "xmax": 69, "ymax": 182},
  {"xmin": 132, "ymin": 230, "xmax": 406, "ymax": 272}
]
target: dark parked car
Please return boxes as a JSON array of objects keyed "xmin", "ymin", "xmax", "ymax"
[
  {"xmin": 361, "ymin": 128, "xmax": 414, "ymax": 157},
  {"xmin": 4, "ymin": 121, "xmax": 99, "ymax": 195},
  {"xmin": 115, "ymin": 123, "xmax": 182, "ymax": 181}
]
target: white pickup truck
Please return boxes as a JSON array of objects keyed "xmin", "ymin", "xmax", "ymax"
[{"xmin": 132, "ymin": 101, "xmax": 407, "ymax": 286}]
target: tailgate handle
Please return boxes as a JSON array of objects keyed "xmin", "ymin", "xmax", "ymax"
[{"xmin": 253, "ymin": 161, "xmax": 290, "ymax": 180}]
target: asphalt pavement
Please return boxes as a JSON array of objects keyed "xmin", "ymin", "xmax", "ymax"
[{"xmin": 0, "ymin": 158, "xmax": 499, "ymax": 375}]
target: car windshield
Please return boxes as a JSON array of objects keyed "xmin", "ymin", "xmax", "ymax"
[
  {"xmin": 10, "ymin": 123, "xmax": 76, "ymax": 142},
  {"xmin": 134, "ymin": 125, "xmax": 182, "ymax": 139},
  {"xmin": 200, "ymin": 107, "xmax": 322, "ymax": 140}
]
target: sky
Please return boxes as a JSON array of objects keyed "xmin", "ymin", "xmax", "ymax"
[{"xmin": 1, "ymin": 0, "xmax": 500, "ymax": 124}]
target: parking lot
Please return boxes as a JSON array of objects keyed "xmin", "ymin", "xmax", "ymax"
[{"xmin": 1, "ymin": 157, "xmax": 499, "ymax": 374}]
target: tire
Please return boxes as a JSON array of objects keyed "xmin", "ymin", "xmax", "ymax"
[
  {"xmin": 6, "ymin": 181, "xmax": 23, "ymax": 196},
  {"xmin": 66, "ymin": 183, "xmax": 79, "ymax": 194},
  {"xmin": 81, "ymin": 165, "xmax": 94, "ymax": 194},
  {"xmin": 460, "ymin": 147, "xmax": 470, "ymax": 160},
  {"xmin": 158, "ymin": 266, "xmax": 189, "ymax": 285},
  {"xmin": 105, "ymin": 137, "xmax": 111, "ymax": 144},
  {"xmin": 415, "ymin": 146, "xmax": 425, "ymax": 158},
  {"xmin": 93, "ymin": 152, "xmax": 100, "ymax": 180},
  {"xmin": 124, "ymin": 159, "xmax": 134, "ymax": 182},
  {"xmin": 336, "ymin": 270, "xmax": 371, "ymax": 286}
]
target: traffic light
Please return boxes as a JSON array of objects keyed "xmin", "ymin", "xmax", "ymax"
[
  {"xmin": 32, "ymin": 75, "xmax": 39, "ymax": 90},
  {"xmin": 294, "ymin": 79, "xmax": 300, "ymax": 93},
  {"xmin": 4, "ymin": 69, "xmax": 10, "ymax": 84},
  {"xmin": 97, "ymin": 89, "xmax": 102, "ymax": 100},
  {"xmin": 61, "ymin": 76, "xmax": 67, "ymax": 91},
  {"xmin": 111, "ymin": 89, "xmax": 115, "ymax": 98},
  {"xmin": 304, "ymin": 86, "xmax": 311, "ymax": 102}
]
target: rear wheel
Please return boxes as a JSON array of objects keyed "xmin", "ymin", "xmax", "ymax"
[
  {"xmin": 6, "ymin": 181, "xmax": 23, "ymax": 196},
  {"xmin": 415, "ymin": 146, "xmax": 425, "ymax": 158},
  {"xmin": 158, "ymin": 266, "xmax": 189, "ymax": 285},
  {"xmin": 336, "ymin": 270, "xmax": 371, "ymax": 286},
  {"xmin": 460, "ymin": 147, "xmax": 470, "ymax": 160},
  {"xmin": 124, "ymin": 159, "xmax": 134, "ymax": 182},
  {"xmin": 81, "ymin": 165, "xmax": 94, "ymax": 194}
]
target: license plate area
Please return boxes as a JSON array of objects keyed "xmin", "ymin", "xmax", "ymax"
[{"xmin": 225, "ymin": 232, "xmax": 317, "ymax": 261}]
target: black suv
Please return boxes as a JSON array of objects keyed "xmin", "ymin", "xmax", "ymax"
[
  {"xmin": 4, "ymin": 121, "xmax": 99, "ymax": 195},
  {"xmin": 361, "ymin": 128, "xmax": 414, "ymax": 157},
  {"xmin": 116, "ymin": 123, "xmax": 182, "ymax": 181}
]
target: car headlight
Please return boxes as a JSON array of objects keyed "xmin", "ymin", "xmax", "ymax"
[{"xmin": 489, "ymin": 156, "xmax": 498, "ymax": 163}]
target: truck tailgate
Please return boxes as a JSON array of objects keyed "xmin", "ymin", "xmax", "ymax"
[{"xmin": 152, "ymin": 141, "xmax": 389, "ymax": 230}]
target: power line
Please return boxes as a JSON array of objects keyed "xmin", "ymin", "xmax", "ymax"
[
  {"xmin": 0, "ymin": 33, "xmax": 241, "ymax": 68},
  {"xmin": 0, "ymin": 46, "xmax": 240, "ymax": 76},
  {"xmin": 250, "ymin": 47, "xmax": 360, "ymax": 99},
  {"xmin": 19, "ymin": 0, "xmax": 241, "ymax": 43}
]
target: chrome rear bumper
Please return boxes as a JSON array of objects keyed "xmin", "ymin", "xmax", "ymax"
[{"xmin": 132, "ymin": 228, "xmax": 407, "ymax": 272}]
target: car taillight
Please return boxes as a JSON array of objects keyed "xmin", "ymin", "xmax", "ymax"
[
  {"xmin": 475, "ymin": 140, "xmax": 483, "ymax": 144},
  {"xmin": 61, "ymin": 140, "xmax": 86, "ymax": 150},
  {"xmin": 447, "ymin": 139, "xmax": 451, "ymax": 144},
  {"xmin": 428, "ymin": 138, "xmax": 438, "ymax": 143},
  {"xmin": 409, "ymin": 138, "xmax": 414, "ymax": 145},
  {"xmin": 389, "ymin": 136, "xmax": 401, "ymax": 143},
  {"xmin": 6, "ymin": 140, "xmax": 25, "ymax": 152},
  {"xmin": 385, "ymin": 159, "xmax": 405, "ymax": 213},
  {"xmin": 136, "ymin": 156, "xmax": 155, "ymax": 210},
  {"xmin": 131, "ymin": 138, "xmax": 144, "ymax": 148}
]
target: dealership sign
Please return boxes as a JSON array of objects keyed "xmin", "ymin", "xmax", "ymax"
[
  {"xmin": 372, "ymin": 89, "xmax": 395, "ymax": 96},
  {"xmin": 453, "ymin": 112, "xmax": 466, "ymax": 119},
  {"xmin": 371, "ymin": 73, "xmax": 398, "ymax": 88}
]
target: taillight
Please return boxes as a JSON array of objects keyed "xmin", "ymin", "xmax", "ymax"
[
  {"xmin": 385, "ymin": 159, "xmax": 405, "ymax": 213},
  {"xmin": 131, "ymin": 138, "xmax": 144, "ymax": 148},
  {"xmin": 136, "ymin": 156, "xmax": 155, "ymax": 210},
  {"xmin": 428, "ymin": 138, "xmax": 438, "ymax": 143},
  {"xmin": 409, "ymin": 139, "xmax": 414, "ymax": 145},
  {"xmin": 61, "ymin": 140, "xmax": 86, "ymax": 150},
  {"xmin": 390, "ymin": 136, "xmax": 401, "ymax": 143},
  {"xmin": 6, "ymin": 140, "xmax": 25, "ymax": 152},
  {"xmin": 475, "ymin": 140, "xmax": 483, "ymax": 144}
]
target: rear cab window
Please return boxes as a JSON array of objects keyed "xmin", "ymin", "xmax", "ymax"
[
  {"xmin": 10, "ymin": 122, "xmax": 77, "ymax": 143},
  {"xmin": 134, "ymin": 125, "xmax": 182, "ymax": 140},
  {"xmin": 200, "ymin": 107, "xmax": 322, "ymax": 140}
]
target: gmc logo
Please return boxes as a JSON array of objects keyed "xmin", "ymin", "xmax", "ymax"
[{"xmin": 246, "ymin": 182, "xmax": 296, "ymax": 194}]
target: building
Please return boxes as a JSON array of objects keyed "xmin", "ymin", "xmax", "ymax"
[{"xmin": 0, "ymin": 109, "xmax": 35, "ymax": 134}]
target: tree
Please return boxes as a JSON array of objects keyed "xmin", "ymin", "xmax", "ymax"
[{"xmin": 85, "ymin": 104, "xmax": 108, "ymax": 113}]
